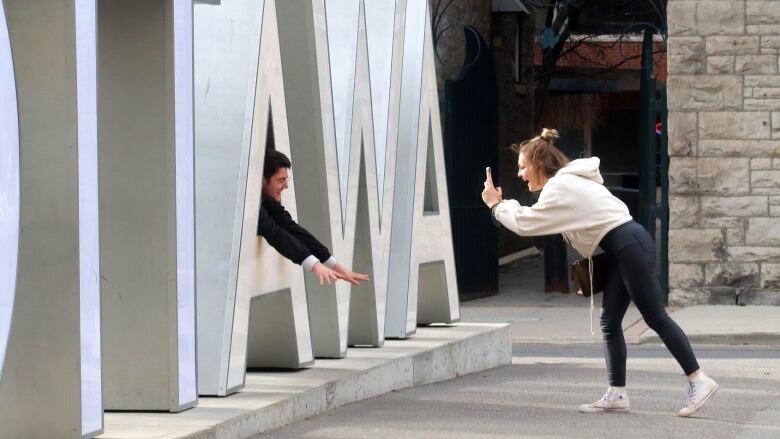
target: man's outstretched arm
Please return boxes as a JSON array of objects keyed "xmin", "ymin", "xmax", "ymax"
[
  {"xmin": 257, "ymin": 204, "xmax": 342, "ymax": 285},
  {"xmin": 256, "ymin": 204, "xmax": 313, "ymax": 266},
  {"xmin": 262, "ymin": 200, "xmax": 369, "ymax": 286},
  {"xmin": 261, "ymin": 199, "xmax": 334, "ymax": 266}
]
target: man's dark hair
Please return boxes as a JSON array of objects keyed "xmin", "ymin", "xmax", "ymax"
[{"xmin": 263, "ymin": 149, "xmax": 291, "ymax": 179}]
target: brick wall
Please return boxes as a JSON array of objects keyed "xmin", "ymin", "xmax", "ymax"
[
  {"xmin": 534, "ymin": 39, "xmax": 668, "ymax": 83},
  {"xmin": 668, "ymin": 0, "xmax": 780, "ymax": 305}
]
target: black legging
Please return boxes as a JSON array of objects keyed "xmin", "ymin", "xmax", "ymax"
[{"xmin": 598, "ymin": 220, "xmax": 699, "ymax": 387}]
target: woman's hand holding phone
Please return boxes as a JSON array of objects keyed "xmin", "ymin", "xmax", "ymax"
[{"xmin": 482, "ymin": 166, "xmax": 502, "ymax": 209}]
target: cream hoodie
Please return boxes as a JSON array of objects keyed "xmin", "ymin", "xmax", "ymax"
[{"xmin": 493, "ymin": 157, "xmax": 632, "ymax": 258}]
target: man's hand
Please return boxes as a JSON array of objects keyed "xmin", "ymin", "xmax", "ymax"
[
  {"xmin": 312, "ymin": 262, "xmax": 343, "ymax": 285},
  {"xmin": 482, "ymin": 168, "xmax": 503, "ymax": 208},
  {"xmin": 333, "ymin": 263, "xmax": 370, "ymax": 286}
]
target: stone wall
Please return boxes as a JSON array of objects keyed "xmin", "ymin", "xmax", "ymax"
[{"xmin": 668, "ymin": 0, "xmax": 780, "ymax": 305}]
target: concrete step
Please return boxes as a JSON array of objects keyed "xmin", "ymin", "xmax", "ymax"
[{"xmin": 98, "ymin": 323, "xmax": 510, "ymax": 439}]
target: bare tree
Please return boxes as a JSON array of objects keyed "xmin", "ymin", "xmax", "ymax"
[
  {"xmin": 530, "ymin": 0, "xmax": 667, "ymax": 124},
  {"xmin": 535, "ymin": 0, "xmax": 588, "ymax": 121}
]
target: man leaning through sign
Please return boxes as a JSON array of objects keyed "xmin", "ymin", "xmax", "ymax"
[{"xmin": 257, "ymin": 149, "xmax": 369, "ymax": 286}]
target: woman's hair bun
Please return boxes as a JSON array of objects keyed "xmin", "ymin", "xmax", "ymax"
[{"xmin": 540, "ymin": 128, "xmax": 560, "ymax": 141}]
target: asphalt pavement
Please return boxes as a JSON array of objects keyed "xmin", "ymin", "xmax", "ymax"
[{"xmin": 257, "ymin": 344, "xmax": 780, "ymax": 439}]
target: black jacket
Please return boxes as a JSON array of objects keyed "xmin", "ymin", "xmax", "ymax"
[{"xmin": 256, "ymin": 199, "xmax": 332, "ymax": 265}]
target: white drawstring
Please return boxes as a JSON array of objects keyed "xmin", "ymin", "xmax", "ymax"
[{"xmin": 588, "ymin": 256, "xmax": 594, "ymax": 335}]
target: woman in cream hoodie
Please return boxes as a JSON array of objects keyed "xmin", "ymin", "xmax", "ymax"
[{"xmin": 482, "ymin": 128, "xmax": 718, "ymax": 417}]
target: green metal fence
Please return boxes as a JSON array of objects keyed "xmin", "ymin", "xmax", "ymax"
[{"xmin": 638, "ymin": 28, "xmax": 669, "ymax": 301}]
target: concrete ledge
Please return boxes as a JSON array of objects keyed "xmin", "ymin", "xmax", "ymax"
[{"xmin": 99, "ymin": 323, "xmax": 510, "ymax": 439}]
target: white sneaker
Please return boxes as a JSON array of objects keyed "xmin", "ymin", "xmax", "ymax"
[
  {"xmin": 678, "ymin": 375, "xmax": 718, "ymax": 417},
  {"xmin": 579, "ymin": 387, "xmax": 630, "ymax": 413}
]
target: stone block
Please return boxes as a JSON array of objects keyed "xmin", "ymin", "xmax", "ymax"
[
  {"xmin": 762, "ymin": 36, "xmax": 780, "ymax": 51},
  {"xmin": 670, "ymin": 195, "xmax": 699, "ymax": 228},
  {"xmin": 701, "ymin": 196, "xmax": 768, "ymax": 216},
  {"xmin": 705, "ymin": 262, "xmax": 760, "ymax": 287},
  {"xmin": 707, "ymin": 36, "xmax": 759, "ymax": 55},
  {"xmin": 706, "ymin": 56, "xmax": 733, "ymax": 73},
  {"xmin": 746, "ymin": 217, "xmax": 780, "ymax": 245},
  {"xmin": 771, "ymin": 205, "xmax": 780, "ymax": 216},
  {"xmin": 751, "ymin": 188, "xmax": 780, "ymax": 195},
  {"xmin": 745, "ymin": 98, "xmax": 780, "ymax": 110},
  {"xmin": 669, "ymin": 157, "xmax": 698, "ymax": 194},
  {"xmin": 697, "ymin": 157, "xmax": 751, "ymax": 195},
  {"xmin": 699, "ymin": 140, "xmax": 780, "ymax": 157},
  {"xmin": 770, "ymin": 195, "xmax": 780, "ymax": 205},
  {"xmin": 776, "ymin": 158, "xmax": 780, "ymax": 168},
  {"xmin": 745, "ymin": 75, "xmax": 780, "ymax": 87},
  {"xmin": 745, "ymin": 87, "xmax": 754, "ymax": 98},
  {"xmin": 751, "ymin": 157, "xmax": 773, "ymax": 169},
  {"xmin": 669, "ymin": 263, "xmax": 704, "ymax": 288},
  {"xmin": 707, "ymin": 287, "xmax": 739, "ymax": 304},
  {"xmin": 701, "ymin": 217, "xmax": 745, "ymax": 228},
  {"xmin": 727, "ymin": 227, "xmax": 745, "ymax": 245},
  {"xmin": 697, "ymin": 1, "xmax": 745, "ymax": 35},
  {"xmin": 668, "ymin": 76, "xmax": 743, "ymax": 111},
  {"xmin": 669, "ymin": 37, "xmax": 705, "ymax": 74},
  {"xmin": 699, "ymin": 112, "xmax": 769, "ymax": 139},
  {"xmin": 747, "ymin": 1, "xmax": 780, "ymax": 24},
  {"xmin": 751, "ymin": 170, "xmax": 780, "ymax": 188},
  {"xmin": 736, "ymin": 55, "xmax": 778, "ymax": 74},
  {"xmin": 668, "ymin": 287, "xmax": 735, "ymax": 306},
  {"xmin": 737, "ymin": 289, "xmax": 780, "ymax": 305},
  {"xmin": 669, "ymin": 228, "xmax": 725, "ymax": 262},
  {"xmin": 668, "ymin": 2, "xmax": 698, "ymax": 36},
  {"xmin": 747, "ymin": 24, "xmax": 780, "ymax": 34},
  {"xmin": 754, "ymin": 87, "xmax": 780, "ymax": 98},
  {"xmin": 763, "ymin": 263, "xmax": 780, "ymax": 288},
  {"xmin": 773, "ymin": 113, "xmax": 780, "ymax": 139},
  {"xmin": 728, "ymin": 246, "xmax": 780, "ymax": 261},
  {"xmin": 668, "ymin": 112, "xmax": 697, "ymax": 156},
  {"xmin": 668, "ymin": 289, "xmax": 710, "ymax": 306}
]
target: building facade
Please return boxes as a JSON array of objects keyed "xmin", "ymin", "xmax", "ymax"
[{"xmin": 667, "ymin": 0, "xmax": 780, "ymax": 305}]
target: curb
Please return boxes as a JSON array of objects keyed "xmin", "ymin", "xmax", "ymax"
[{"xmin": 639, "ymin": 332, "xmax": 780, "ymax": 346}]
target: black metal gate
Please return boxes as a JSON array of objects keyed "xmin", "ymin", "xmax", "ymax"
[
  {"xmin": 444, "ymin": 26, "xmax": 499, "ymax": 299},
  {"xmin": 638, "ymin": 28, "xmax": 670, "ymax": 300}
]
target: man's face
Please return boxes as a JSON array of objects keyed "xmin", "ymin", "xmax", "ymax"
[{"xmin": 262, "ymin": 167, "xmax": 289, "ymax": 202}]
